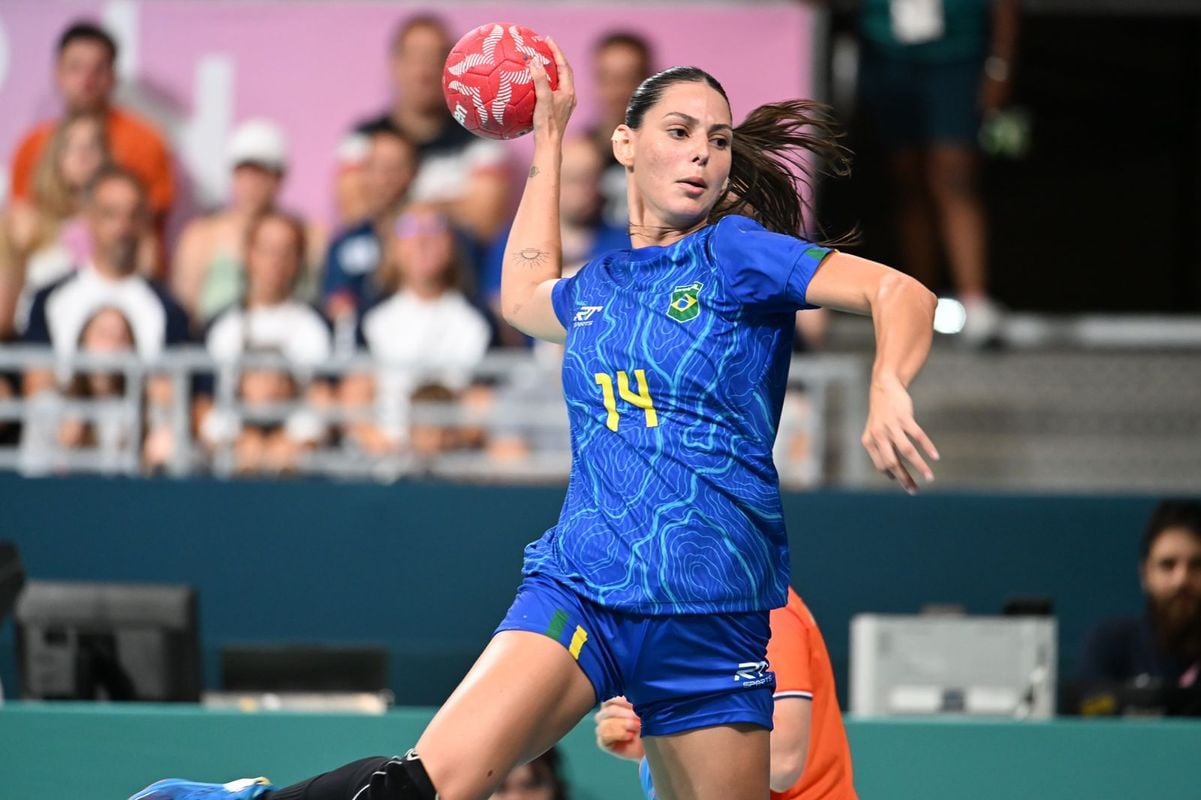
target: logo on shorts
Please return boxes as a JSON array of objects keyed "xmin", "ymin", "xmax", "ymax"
[
  {"xmin": 667, "ymin": 282, "xmax": 703, "ymax": 323},
  {"xmin": 734, "ymin": 661, "xmax": 771, "ymax": 687},
  {"xmin": 574, "ymin": 305, "xmax": 604, "ymax": 327}
]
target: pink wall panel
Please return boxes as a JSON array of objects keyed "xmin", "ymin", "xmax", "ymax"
[{"xmin": 0, "ymin": 1, "xmax": 815, "ymax": 226}]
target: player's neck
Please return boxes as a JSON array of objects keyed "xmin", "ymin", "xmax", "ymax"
[{"xmin": 628, "ymin": 217, "xmax": 707, "ymax": 250}]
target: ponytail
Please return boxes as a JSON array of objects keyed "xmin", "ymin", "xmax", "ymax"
[{"xmin": 711, "ymin": 99, "xmax": 852, "ymax": 245}]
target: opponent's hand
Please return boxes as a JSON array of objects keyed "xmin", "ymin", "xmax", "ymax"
[
  {"xmin": 529, "ymin": 36, "xmax": 575, "ymax": 142},
  {"xmin": 862, "ymin": 375, "xmax": 939, "ymax": 494},
  {"xmin": 595, "ymin": 696, "xmax": 645, "ymax": 762}
]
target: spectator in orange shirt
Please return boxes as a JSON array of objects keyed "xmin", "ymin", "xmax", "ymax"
[
  {"xmin": 595, "ymin": 587, "xmax": 857, "ymax": 800},
  {"xmin": 8, "ymin": 22, "xmax": 174, "ymax": 230}
]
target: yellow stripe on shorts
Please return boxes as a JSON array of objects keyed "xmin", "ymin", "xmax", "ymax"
[{"xmin": 568, "ymin": 625, "xmax": 588, "ymax": 660}]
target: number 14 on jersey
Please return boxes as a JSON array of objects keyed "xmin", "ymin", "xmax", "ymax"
[{"xmin": 594, "ymin": 370, "xmax": 659, "ymax": 431}]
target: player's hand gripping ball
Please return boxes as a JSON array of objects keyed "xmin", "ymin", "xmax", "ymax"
[{"xmin": 443, "ymin": 22, "xmax": 559, "ymax": 140}]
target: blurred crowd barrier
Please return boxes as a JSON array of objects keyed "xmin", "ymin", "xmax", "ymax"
[{"xmin": 0, "ymin": 347, "xmax": 871, "ymax": 487}]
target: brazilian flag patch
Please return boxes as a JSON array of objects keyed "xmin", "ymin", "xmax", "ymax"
[{"xmin": 667, "ymin": 281, "xmax": 703, "ymax": 323}]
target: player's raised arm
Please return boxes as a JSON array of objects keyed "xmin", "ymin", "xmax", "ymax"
[
  {"xmin": 805, "ymin": 251, "xmax": 940, "ymax": 494},
  {"xmin": 500, "ymin": 38, "xmax": 576, "ymax": 343}
]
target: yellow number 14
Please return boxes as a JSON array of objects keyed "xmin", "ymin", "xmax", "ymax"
[{"xmin": 594, "ymin": 370, "xmax": 659, "ymax": 432}]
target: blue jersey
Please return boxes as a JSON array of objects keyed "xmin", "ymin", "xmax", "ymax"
[{"xmin": 523, "ymin": 215, "xmax": 832, "ymax": 614}]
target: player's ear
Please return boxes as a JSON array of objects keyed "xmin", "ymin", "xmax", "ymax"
[{"xmin": 612, "ymin": 125, "xmax": 635, "ymax": 169}]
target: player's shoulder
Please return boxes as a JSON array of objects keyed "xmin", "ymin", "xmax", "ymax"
[{"xmin": 706, "ymin": 214, "xmax": 797, "ymax": 255}]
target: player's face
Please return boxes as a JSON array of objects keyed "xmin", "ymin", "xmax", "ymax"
[
  {"xmin": 625, "ymin": 81, "xmax": 732, "ymax": 232},
  {"xmin": 56, "ymin": 40, "xmax": 115, "ymax": 113},
  {"xmin": 1142, "ymin": 528, "xmax": 1201, "ymax": 627}
]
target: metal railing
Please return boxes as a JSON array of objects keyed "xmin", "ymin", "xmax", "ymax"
[{"xmin": 0, "ymin": 346, "xmax": 872, "ymax": 486}]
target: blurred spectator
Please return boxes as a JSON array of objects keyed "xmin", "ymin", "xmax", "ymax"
[
  {"xmin": 340, "ymin": 206, "xmax": 489, "ymax": 455},
  {"xmin": 489, "ymin": 746, "xmax": 569, "ymax": 800},
  {"xmin": 478, "ymin": 344, "xmax": 570, "ymax": 470},
  {"xmin": 8, "ymin": 22, "xmax": 174, "ymax": 239},
  {"xmin": 335, "ymin": 15, "xmax": 508, "ymax": 244},
  {"xmin": 586, "ymin": 31, "xmax": 654, "ymax": 227},
  {"xmin": 323, "ymin": 130, "xmax": 417, "ymax": 329},
  {"xmin": 595, "ymin": 587, "xmax": 856, "ymax": 799},
  {"xmin": 22, "ymin": 166, "xmax": 188, "ymax": 399},
  {"xmin": 408, "ymin": 382, "xmax": 480, "ymax": 459},
  {"xmin": 199, "ymin": 211, "xmax": 332, "ymax": 475},
  {"xmin": 1, "ymin": 112, "xmax": 159, "ymax": 338},
  {"xmin": 173, "ymin": 120, "xmax": 325, "ymax": 328},
  {"xmin": 1078, "ymin": 500, "xmax": 1201, "ymax": 689},
  {"xmin": 856, "ymin": 0, "xmax": 1019, "ymax": 343},
  {"xmin": 19, "ymin": 306, "xmax": 172, "ymax": 474},
  {"xmin": 484, "ymin": 136, "xmax": 629, "ymax": 345}
]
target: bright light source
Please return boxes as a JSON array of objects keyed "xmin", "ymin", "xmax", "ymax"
[{"xmin": 934, "ymin": 297, "xmax": 967, "ymax": 335}]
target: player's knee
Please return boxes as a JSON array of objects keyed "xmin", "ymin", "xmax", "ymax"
[{"xmin": 367, "ymin": 751, "xmax": 439, "ymax": 800}]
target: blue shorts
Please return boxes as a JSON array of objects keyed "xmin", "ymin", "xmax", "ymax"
[{"xmin": 495, "ymin": 573, "xmax": 775, "ymax": 737}]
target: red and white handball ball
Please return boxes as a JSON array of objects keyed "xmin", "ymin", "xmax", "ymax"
[{"xmin": 443, "ymin": 22, "xmax": 559, "ymax": 140}]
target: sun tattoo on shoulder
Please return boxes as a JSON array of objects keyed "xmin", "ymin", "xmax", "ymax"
[{"xmin": 512, "ymin": 247, "xmax": 550, "ymax": 269}]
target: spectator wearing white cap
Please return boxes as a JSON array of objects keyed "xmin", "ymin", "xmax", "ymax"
[{"xmin": 171, "ymin": 119, "xmax": 326, "ymax": 327}]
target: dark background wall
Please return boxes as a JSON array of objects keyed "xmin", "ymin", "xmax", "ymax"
[
  {"xmin": 0, "ymin": 475, "xmax": 1156, "ymax": 705},
  {"xmin": 821, "ymin": 8, "xmax": 1201, "ymax": 312}
]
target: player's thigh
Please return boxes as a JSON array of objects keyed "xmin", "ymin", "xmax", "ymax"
[
  {"xmin": 415, "ymin": 630, "xmax": 596, "ymax": 800},
  {"xmin": 643, "ymin": 723, "xmax": 770, "ymax": 800}
]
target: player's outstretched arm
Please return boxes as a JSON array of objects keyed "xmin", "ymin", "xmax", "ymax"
[
  {"xmin": 500, "ymin": 38, "xmax": 576, "ymax": 344},
  {"xmin": 805, "ymin": 252, "xmax": 939, "ymax": 493}
]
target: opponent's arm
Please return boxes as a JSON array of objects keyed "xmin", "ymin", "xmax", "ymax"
[
  {"xmin": 805, "ymin": 252, "xmax": 939, "ymax": 493},
  {"xmin": 595, "ymin": 696, "xmax": 645, "ymax": 762},
  {"xmin": 500, "ymin": 39, "xmax": 576, "ymax": 344},
  {"xmin": 770, "ymin": 697, "xmax": 812, "ymax": 792}
]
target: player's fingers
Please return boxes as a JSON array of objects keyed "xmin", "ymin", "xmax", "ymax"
[
  {"xmin": 883, "ymin": 443, "xmax": 918, "ymax": 494},
  {"xmin": 869, "ymin": 430, "xmax": 913, "ymax": 493},
  {"xmin": 528, "ymin": 51, "xmax": 548, "ymax": 92},
  {"xmin": 891, "ymin": 426, "xmax": 933, "ymax": 483},
  {"xmin": 904, "ymin": 419, "xmax": 941, "ymax": 462},
  {"xmin": 861, "ymin": 434, "xmax": 884, "ymax": 474},
  {"xmin": 544, "ymin": 36, "xmax": 574, "ymax": 95}
]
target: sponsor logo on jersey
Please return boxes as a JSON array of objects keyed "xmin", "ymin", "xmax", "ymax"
[
  {"xmin": 667, "ymin": 282, "xmax": 703, "ymax": 323},
  {"xmin": 574, "ymin": 305, "xmax": 604, "ymax": 327},
  {"xmin": 734, "ymin": 660, "xmax": 772, "ymax": 686}
]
